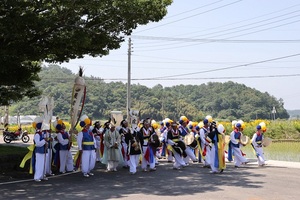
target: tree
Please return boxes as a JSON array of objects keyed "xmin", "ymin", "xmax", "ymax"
[{"xmin": 0, "ymin": 0, "xmax": 173, "ymax": 105}]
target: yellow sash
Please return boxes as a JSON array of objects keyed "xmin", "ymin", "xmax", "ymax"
[
  {"xmin": 19, "ymin": 144, "xmax": 35, "ymax": 174},
  {"xmin": 82, "ymin": 142, "xmax": 94, "ymax": 145}
]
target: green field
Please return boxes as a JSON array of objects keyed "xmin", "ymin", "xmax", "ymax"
[{"xmin": 240, "ymin": 142, "xmax": 300, "ymax": 162}]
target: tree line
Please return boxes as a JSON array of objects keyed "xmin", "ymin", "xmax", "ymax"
[{"xmin": 6, "ymin": 65, "xmax": 289, "ymax": 122}]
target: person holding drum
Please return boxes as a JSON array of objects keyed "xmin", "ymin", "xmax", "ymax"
[
  {"xmin": 124, "ymin": 120, "xmax": 143, "ymax": 175},
  {"xmin": 228, "ymin": 123, "xmax": 249, "ymax": 168},
  {"xmin": 178, "ymin": 119, "xmax": 197, "ymax": 165},
  {"xmin": 184, "ymin": 124, "xmax": 198, "ymax": 163},
  {"xmin": 251, "ymin": 125, "xmax": 266, "ymax": 166},
  {"xmin": 167, "ymin": 121, "xmax": 187, "ymax": 170},
  {"xmin": 139, "ymin": 119, "xmax": 157, "ymax": 172},
  {"xmin": 161, "ymin": 121, "xmax": 173, "ymax": 162}
]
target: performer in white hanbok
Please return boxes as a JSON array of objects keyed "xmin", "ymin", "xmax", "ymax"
[
  {"xmin": 57, "ymin": 123, "xmax": 74, "ymax": 173},
  {"xmin": 42, "ymin": 128, "xmax": 55, "ymax": 176},
  {"xmin": 167, "ymin": 121, "xmax": 187, "ymax": 170},
  {"xmin": 92, "ymin": 121, "xmax": 103, "ymax": 162},
  {"xmin": 77, "ymin": 117, "xmax": 96, "ymax": 177},
  {"xmin": 33, "ymin": 122, "xmax": 48, "ymax": 182},
  {"xmin": 228, "ymin": 123, "xmax": 248, "ymax": 167},
  {"xmin": 199, "ymin": 119, "xmax": 211, "ymax": 167},
  {"xmin": 251, "ymin": 125, "xmax": 265, "ymax": 166}
]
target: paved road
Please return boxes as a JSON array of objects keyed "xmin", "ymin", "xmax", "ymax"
[{"xmin": 1, "ymin": 134, "xmax": 300, "ymax": 200}]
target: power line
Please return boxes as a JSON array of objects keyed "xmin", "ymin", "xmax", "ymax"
[
  {"xmin": 132, "ymin": 35, "xmax": 300, "ymax": 43},
  {"xmin": 134, "ymin": 18, "xmax": 300, "ymax": 51},
  {"xmin": 40, "ymin": 73, "xmax": 300, "ymax": 81},
  {"xmin": 132, "ymin": 8, "xmax": 300, "ymax": 50},
  {"xmin": 132, "ymin": 4, "xmax": 300, "ymax": 46},
  {"xmin": 134, "ymin": 0, "xmax": 242, "ymax": 34},
  {"xmin": 142, "ymin": 53, "xmax": 300, "ymax": 79}
]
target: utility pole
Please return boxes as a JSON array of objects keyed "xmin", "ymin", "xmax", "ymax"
[
  {"xmin": 127, "ymin": 37, "xmax": 132, "ymax": 121},
  {"xmin": 272, "ymin": 106, "xmax": 276, "ymax": 120}
]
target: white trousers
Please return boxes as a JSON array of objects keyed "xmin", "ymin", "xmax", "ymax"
[
  {"xmin": 209, "ymin": 145, "xmax": 218, "ymax": 172},
  {"xmin": 59, "ymin": 150, "xmax": 74, "ymax": 173},
  {"xmin": 107, "ymin": 161, "xmax": 119, "ymax": 171},
  {"xmin": 183, "ymin": 146, "xmax": 197, "ymax": 163},
  {"xmin": 122, "ymin": 143, "xmax": 129, "ymax": 167},
  {"xmin": 128, "ymin": 154, "xmax": 140, "ymax": 173},
  {"xmin": 81, "ymin": 150, "xmax": 96, "ymax": 174},
  {"xmin": 45, "ymin": 151, "xmax": 52, "ymax": 175},
  {"xmin": 173, "ymin": 151, "xmax": 186, "ymax": 168},
  {"xmin": 95, "ymin": 139, "xmax": 101, "ymax": 161},
  {"xmin": 202, "ymin": 145, "xmax": 211, "ymax": 166},
  {"xmin": 141, "ymin": 146, "xmax": 155, "ymax": 169},
  {"xmin": 34, "ymin": 153, "xmax": 46, "ymax": 180},
  {"xmin": 232, "ymin": 146, "xmax": 248, "ymax": 167},
  {"xmin": 254, "ymin": 147, "xmax": 265, "ymax": 166}
]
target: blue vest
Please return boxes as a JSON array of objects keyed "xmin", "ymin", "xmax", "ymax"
[
  {"xmin": 231, "ymin": 131, "xmax": 241, "ymax": 148},
  {"xmin": 256, "ymin": 134, "xmax": 263, "ymax": 144},
  {"xmin": 35, "ymin": 133, "xmax": 47, "ymax": 154},
  {"xmin": 82, "ymin": 130, "xmax": 95, "ymax": 150},
  {"xmin": 60, "ymin": 131, "xmax": 69, "ymax": 150},
  {"xmin": 179, "ymin": 126, "xmax": 189, "ymax": 137}
]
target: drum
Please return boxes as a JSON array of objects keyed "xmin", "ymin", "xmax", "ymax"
[
  {"xmin": 132, "ymin": 141, "xmax": 140, "ymax": 151},
  {"xmin": 184, "ymin": 133, "xmax": 197, "ymax": 148},
  {"xmin": 172, "ymin": 140, "xmax": 187, "ymax": 157},
  {"xmin": 240, "ymin": 135, "xmax": 250, "ymax": 145},
  {"xmin": 262, "ymin": 137, "xmax": 272, "ymax": 147},
  {"xmin": 150, "ymin": 134, "xmax": 161, "ymax": 148},
  {"xmin": 189, "ymin": 140, "xmax": 198, "ymax": 149}
]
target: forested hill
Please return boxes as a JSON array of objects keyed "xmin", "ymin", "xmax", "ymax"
[{"xmin": 9, "ymin": 65, "xmax": 289, "ymax": 121}]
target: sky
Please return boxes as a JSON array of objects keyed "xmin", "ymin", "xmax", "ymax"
[{"xmin": 59, "ymin": 0, "xmax": 300, "ymax": 110}]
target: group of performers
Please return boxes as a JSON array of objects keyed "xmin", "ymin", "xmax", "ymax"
[{"xmin": 22, "ymin": 115, "xmax": 268, "ymax": 181}]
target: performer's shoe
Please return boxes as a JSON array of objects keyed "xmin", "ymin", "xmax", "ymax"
[
  {"xmin": 219, "ymin": 169, "xmax": 224, "ymax": 173},
  {"xmin": 83, "ymin": 173, "xmax": 90, "ymax": 177},
  {"xmin": 234, "ymin": 166, "xmax": 239, "ymax": 168},
  {"xmin": 130, "ymin": 172, "xmax": 136, "ymax": 175},
  {"xmin": 88, "ymin": 173, "xmax": 94, "ymax": 176},
  {"xmin": 209, "ymin": 171, "xmax": 218, "ymax": 174},
  {"xmin": 47, "ymin": 173, "xmax": 55, "ymax": 176},
  {"xmin": 113, "ymin": 169, "xmax": 117, "ymax": 172},
  {"xmin": 149, "ymin": 168, "xmax": 156, "ymax": 172},
  {"xmin": 43, "ymin": 177, "xmax": 48, "ymax": 181},
  {"xmin": 34, "ymin": 179, "xmax": 41, "ymax": 182},
  {"xmin": 173, "ymin": 167, "xmax": 181, "ymax": 170},
  {"xmin": 142, "ymin": 168, "xmax": 148, "ymax": 172},
  {"xmin": 181, "ymin": 164, "xmax": 187, "ymax": 168}
]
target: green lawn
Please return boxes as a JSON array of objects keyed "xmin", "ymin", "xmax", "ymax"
[{"xmin": 0, "ymin": 145, "xmax": 28, "ymax": 156}]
